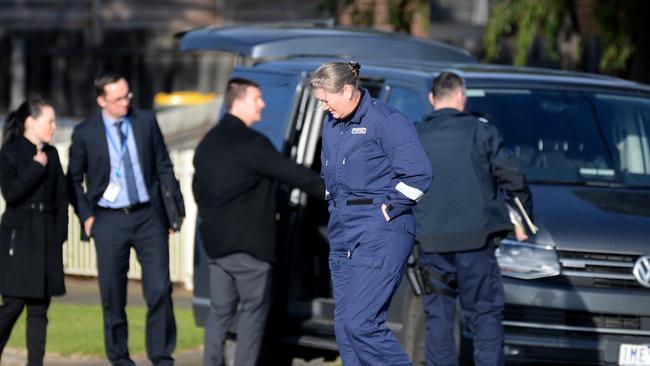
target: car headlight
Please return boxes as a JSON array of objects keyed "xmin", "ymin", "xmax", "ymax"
[{"xmin": 496, "ymin": 239, "xmax": 560, "ymax": 280}]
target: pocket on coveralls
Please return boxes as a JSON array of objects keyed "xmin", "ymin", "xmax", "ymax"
[{"xmin": 350, "ymin": 254, "xmax": 384, "ymax": 269}]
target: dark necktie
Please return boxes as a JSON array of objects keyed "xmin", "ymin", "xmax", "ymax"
[{"xmin": 114, "ymin": 121, "xmax": 139, "ymax": 205}]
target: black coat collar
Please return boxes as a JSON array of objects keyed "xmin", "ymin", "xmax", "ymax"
[
  {"xmin": 422, "ymin": 108, "xmax": 466, "ymax": 123},
  {"xmin": 221, "ymin": 113, "xmax": 249, "ymax": 130}
]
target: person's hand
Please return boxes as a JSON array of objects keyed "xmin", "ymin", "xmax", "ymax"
[
  {"xmin": 514, "ymin": 226, "xmax": 529, "ymax": 242},
  {"xmin": 34, "ymin": 149, "xmax": 48, "ymax": 166},
  {"xmin": 380, "ymin": 203, "xmax": 391, "ymax": 222},
  {"xmin": 84, "ymin": 216, "xmax": 95, "ymax": 238}
]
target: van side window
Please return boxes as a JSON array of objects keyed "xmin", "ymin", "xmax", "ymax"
[
  {"xmin": 594, "ymin": 94, "xmax": 650, "ymax": 177},
  {"xmin": 231, "ymin": 70, "xmax": 301, "ymax": 151},
  {"xmin": 253, "ymin": 82, "xmax": 298, "ymax": 150},
  {"xmin": 385, "ymin": 86, "xmax": 426, "ymax": 123}
]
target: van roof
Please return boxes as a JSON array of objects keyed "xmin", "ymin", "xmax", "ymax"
[
  {"xmin": 251, "ymin": 57, "xmax": 650, "ymax": 93},
  {"xmin": 178, "ymin": 23, "xmax": 477, "ymax": 63}
]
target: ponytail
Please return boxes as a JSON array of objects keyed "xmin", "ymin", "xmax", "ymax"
[
  {"xmin": 310, "ymin": 61, "xmax": 361, "ymax": 93},
  {"xmin": 2, "ymin": 98, "xmax": 49, "ymax": 145}
]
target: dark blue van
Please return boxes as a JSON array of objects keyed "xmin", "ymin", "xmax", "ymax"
[{"xmin": 181, "ymin": 24, "xmax": 650, "ymax": 365}]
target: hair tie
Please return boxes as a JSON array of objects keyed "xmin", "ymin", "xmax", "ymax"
[{"xmin": 348, "ymin": 62, "xmax": 361, "ymax": 78}]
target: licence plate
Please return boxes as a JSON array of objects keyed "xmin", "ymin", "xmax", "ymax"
[{"xmin": 619, "ymin": 344, "xmax": 650, "ymax": 365}]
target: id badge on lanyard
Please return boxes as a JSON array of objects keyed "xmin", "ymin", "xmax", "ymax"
[
  {"xmin": 101, "ymin": 122, "xmax": 130, "ymax": 203},
  {"xmin": 102, "ymin": 181, "xmax": 121, "ymax": 202}
]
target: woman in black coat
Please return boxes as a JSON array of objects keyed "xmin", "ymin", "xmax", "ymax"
[{"xmin": 0, "ymin": 98, "xmax": 68, "ymax": 365}]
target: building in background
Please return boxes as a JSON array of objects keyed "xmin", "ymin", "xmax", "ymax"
[{"xmin": 0, "ymin": 0, "xmax": 322, "ymax": 117}]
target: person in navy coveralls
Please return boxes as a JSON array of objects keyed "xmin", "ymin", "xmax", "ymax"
[{"xmin": 311, "ymin": 61, "xmax": 432, "ymax": 366}]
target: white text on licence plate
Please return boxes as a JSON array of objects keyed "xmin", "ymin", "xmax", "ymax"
[{"xmin": 620, "ymin": 344, "xmax": 650, "ymax": 365}]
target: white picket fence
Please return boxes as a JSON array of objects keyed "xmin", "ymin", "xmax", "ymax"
[{"xmin": 0, "ymin": 144, "xmax": 198, "ymax": 290}]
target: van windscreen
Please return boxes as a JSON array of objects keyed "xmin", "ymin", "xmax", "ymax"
[{"xmin": 465, "ymin": 89, "xmax": 650, "ymax": 187}]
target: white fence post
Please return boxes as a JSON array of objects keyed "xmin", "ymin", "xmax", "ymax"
[{"xmin": 179, "ymin": 149, "xmax": 196, "ymax": 290}]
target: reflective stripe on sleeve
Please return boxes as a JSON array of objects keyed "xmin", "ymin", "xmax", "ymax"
[{"xmin": 395, "ymin": 181, "xmax": 425, "ymax": 202}]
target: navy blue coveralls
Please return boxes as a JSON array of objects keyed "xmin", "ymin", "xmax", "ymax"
[
  {"xmin": 414, "ymin": 109, "xmax": 532, "ymax": 366},
  {"xmin": 321, "ymin": 90, "xmax": 432, "ymax": 366}
]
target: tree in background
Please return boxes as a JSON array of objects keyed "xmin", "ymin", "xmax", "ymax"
[
  {"xmin": 482, "ymin": 0, "xmax": 578, "ymax": 67},
  {"xmin": 317, "ymin": 0, "xmax": 430, "ymax": 36},
  {"xmin": 594, "ymin": 1, "xmax": 643, "ymax": 76},
  {"xmin": 386, "ymin": 0, "xmax": 430, "ymax": 34},
  {"xmin": 483, "ymin": 0, "xmax": 650, "ymax": 83}
]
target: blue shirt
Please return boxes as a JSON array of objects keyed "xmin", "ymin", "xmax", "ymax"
[{"xmin": 97, "ymin": 112, "xmax": 150, "ymax": 208}]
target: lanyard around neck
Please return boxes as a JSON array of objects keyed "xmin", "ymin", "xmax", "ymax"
[{"xmin": 104, "ymin": 122, "xmax": 130, "ymax": 178}]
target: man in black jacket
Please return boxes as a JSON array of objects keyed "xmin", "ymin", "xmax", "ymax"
[
  {"xmin": 414, "ymin": 72, "xmax": 533, "ymax": 366},
  {"xmin": 193, "ymin": 77, "xmax": 324, "ymax": 366}
]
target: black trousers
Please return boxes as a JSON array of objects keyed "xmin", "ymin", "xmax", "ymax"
[
  {"xmin": 419, "ymin": 243, "xmax": 505, "ymax": 366},
  {"xmin": 0, "ymin": 295, "xmax": 51, "ymax": 366},
  {"xmin": 93, "ymin": 205, "xmax": 176, "ymax": 366}
]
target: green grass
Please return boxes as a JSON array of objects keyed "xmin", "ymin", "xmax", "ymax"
[{"xmin": 6, "ymin": 302, "xmax": 203, "ymax": 357}]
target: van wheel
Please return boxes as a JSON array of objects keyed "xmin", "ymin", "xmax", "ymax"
[{"xmin": 401, "ymin": 293, "xmax": 472, "ymax": 365}]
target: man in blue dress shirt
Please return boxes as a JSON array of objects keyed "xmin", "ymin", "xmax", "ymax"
[{"xmin": 68, "ymin": 72, "xmax": 184, "ymax": 366}]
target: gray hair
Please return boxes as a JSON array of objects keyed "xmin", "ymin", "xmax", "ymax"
[
  {"xmin": 310, "ymin": 61, "xmax": 361, "ymax": 93},
  {"xmin": 430, "ymin": 72, "xmax": 465, "ymax": 100}
]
